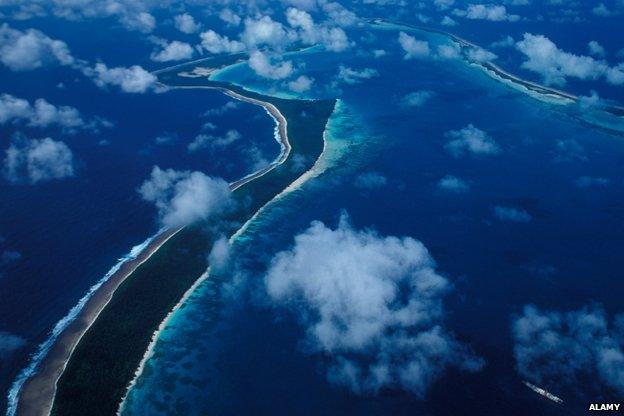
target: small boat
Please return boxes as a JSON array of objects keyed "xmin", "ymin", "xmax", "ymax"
[{"xmin": 523, "ymin": 381, "xmax": 564, "ymax": 404}]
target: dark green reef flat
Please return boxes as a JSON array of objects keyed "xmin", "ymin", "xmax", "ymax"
[{"xmin": 51, "ymin": 61, "xmax": 336, "ymax": 416}]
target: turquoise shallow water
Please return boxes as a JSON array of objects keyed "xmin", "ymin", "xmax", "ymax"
[{"xmin": 122, "ymin": 27, "xmax": 624, "ymax": 415}]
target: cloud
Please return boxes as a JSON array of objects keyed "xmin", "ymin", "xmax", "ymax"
[
  {"xmin": 398, "ymin": 32, "xmax": 430, "ymax": 59},
  {"xmin": 248, "ymin": 51, "xmax": 293, "ymax": 80},
  {"xmin": 219, "ymin": 8, "xmax": 241, "ymax": 26},
  {"xmin": 435, "ymin": 0, "xmax": 455, "ymax": 10},
  {"xmin": 465, "ymin": 47, "xmax": 497, "ymax": 63},
  {"xmin": 187, "ymin": 129, "xmax": 242, "ymax": 152},
  {"xmin": 0, "ymin": 94, "xmax": 108, "ymax": 132},
  {"xmin": 491, "ymin": 35, "xmax": 515, "ymax": 49},
  {"xmin": 454, "ymin": 4, "xmax": 520, "ymax": 21},
  {"xmin": 244, "ymin": 144, "xmax": 270, "ymax": 171},
  {"xmin": 208, "ymin": 236, "xmax": 230, "ymax": 270},
  {"xmin": 154, "ymin": 132, "xmax": 177, "ymax": 145},
  {"xmin": 402, "ymin": 90, "xmax": 434, "ymax": 107},
  {"xmin": 588, "ymin": 40, "xmax": 606, "ymax": 57},
  {"xmin": 265, "ymin": 214, "xmax": 484, "ymax": 396},
  {"xmin": 354, "ymin": 172, "xmax": 387, "ymax": 190},
  {"xmin": 606, "ymin": 64, "xmax": 624, "ymax": 85},
  {"xmin": 437, "ymin": 175, "xmax": 469, "ymax": 193},
  {"xmin": 575, "ymin": 176, "xmax": 610, "ymax": 188},
  {"xmin": 86, "ymin": 63, "xmax": 156, "ymax": 93},
  {"xmin": 515, "ymin": 33, "xmax": 612, "ymax": 86},
  {"xmin": 0, "ymin": 24, "xmax": 74, "ymax": 71},
  {"xmin": 555, "ymin": 138, "xmax": 587, "ymax": 162},
  {"xmin": 199, "ymin": 30, "xmax": 245, "ymax": 54},
  {"xmin": 150, "ymin": 40, "xmax": 194, "ymax": 62},
  {"xmin": 436, "ymin": 43, "xmax": 462, "ymax": 60},
  {"xmin": 592, "ymin": 3, "xmax": 613, "ymax": 16},
  {"xmin": 288, "ymin": 75, "xmax": 314, "ymax": 92},
  {"xmin": 286, "ymin": 8, "xmax": 351, "ymax": 52},
  {"xmin": 444, "ymin": 124, "xmax": 500, "ymax": 157},
  {"xmin": 320, "ymin": 1, "xmax": 359, "ymax": 26},
  {"xmin": 493, "ymin": 206, "xmax": 532, "ymax": 222},
  {"xmin": 121, "ymin": 11, "xmax": 155, "ymax": 33},
  {"xmin": 336, "ymin": 65, "xmax": 379, "ymax": 84},
  {"xmin": 0, "ymin": 331, "xmax": 26, "ymax": 359},
  {"xmin": 3, "ymin": 136, "xmax": 75, "ymax": 184},
  {"xmin": 174, "ymin": 13, "xmax": 201, "ymax": 34},
  {"xmin": 138, "ymin": 166, "xmax": 232, "ymax": 228},
  {"xmin": 512, "ymin": 305, "xmax": 624, "ymax": 393},
  {"xmin": 203, "ymin": 101, "xmax": 240, "ymax": 116},
  {"xmin": 242, "ymin": 15, "xmax": 292, "ymax": 49},
  {"xmin": 1, "ymin": 250, "xmax": 21, "ymax": 265},
  {"xmin": 441, "ymin": 16, "xmax": 458, "ymax": 26}
]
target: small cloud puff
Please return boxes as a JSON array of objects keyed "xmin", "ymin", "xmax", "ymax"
[
  {"xmin": 86, "ymin": 63, "xmax": 157, "ymax": 93},
  {"xmin": 151, "ymin": 40, "xmax": 194, "ymax": 62},
  {"xmin": 398, "ymin": 32, "xmax": 430, "ymax": 59},
  {"xmin": 444, "ymin": 124, "xmax": 500, "ymax": 157},
  {"xmin": 437, "ymin": 175, "xmax": 470, "ymax": 193},
  {"xmin": 512, "ymin": 304, "xmax": 624, "ymax": 394},
  {"xmin": 493, "ymin": 206, "xmax": 532, "ymax": 222},
  {"xmin": 3, "ymin": 136, "xmax": 75, "ymax": 184},
  {"xmin": 138, "ymin": 166, "xmax": 232, "ymax": 228}
]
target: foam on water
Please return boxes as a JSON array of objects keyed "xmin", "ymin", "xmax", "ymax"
[{"xmin": 5, "ymin": 232, "xmax": 160, "ymax": 416}]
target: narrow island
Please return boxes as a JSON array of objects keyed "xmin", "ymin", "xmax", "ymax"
[
  {"xmin": 13, "ymin": 53, "xmax": 336, "ymax": 416},
  {"xmin": 369, "ymin": 18, "xmax": 624, "ymax": 119}
]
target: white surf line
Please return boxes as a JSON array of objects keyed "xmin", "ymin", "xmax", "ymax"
[
  {"xmin": 230, "ymin": 100, "xmax": 337, "ymax": 243},
  {"xmin": 368, "ymin": 18, "xmax": 583, "ymax": 106},
  {"xmin": 10, "ymin": 65, "xmax": 292, "ymax": 416},
  {"xmin": 116, "ymin": 268, "xmax": 210, "ymax": 415},
  {"xmin": 7, "ymin": 228, "xmax": 181, "ymax": 416},
  {"xmin": 164, "ymin": 85, "xmax": 291, "ymax": 190},
  {"xmin": 116, "ymin": 83, "xmax": 298, "ymax": 415},
  {"xmin": 118, "ymin": 102, "xmax": 334, "ymax": 415},
  {"xmin": 151, "ymin": 52, "xmax": 246, "ymax": 75}
]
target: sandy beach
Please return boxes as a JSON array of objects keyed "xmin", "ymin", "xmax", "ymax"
[
  {"xmin": 115, "ymin": 85, "xmax": 294, "ymax": 415},
  {"xmin": 14, "ymin": 228, "xmax": 180, "ymax": 416},
  {"xmin": 13, "ymin": 82, "xmax": 293, "ymax": 416}
]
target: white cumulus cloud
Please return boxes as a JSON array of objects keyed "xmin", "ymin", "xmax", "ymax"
[
  {"xmin": 86, "ymin": 63, "xmax": 156, "ymax": 93},
  {"xmin": 288, "ymin": 75, "xmax": 314, "ymax": 92},
  {"xmin": 515, "ymin": 33, "xmax": 613, "ymax": 86},
  {"xmin": 437, "ymin": 175, "xmax": 470, "ymax": 193},
  {"xmin": 0, "ymin": 94, "xmax": 92, "ymax": 131},
  {"xmin": 248, "ymin": 51, "xmax": 293, "ymax": 80},
  {"xmin": 151, "ymin": 40, "xmax": 194, "ymax": 62},
  {"xmin": 199, "ymin": 30, "xmax": 245, "ymax": 54},
  {"xmin": 398, "ymin": 32, "xmax": 430, "ymax": 59},
  {"xmin": 0, "ymin": 24, "xmax": 74, "ymax": 71},
  {"xmin": 265, "ymin": 214, "xmax": 484, "ymax": 396},
  {"xmin": 455, "ymin": 4, "xmax": 520, "ymax": 21},
  {"xmin": 3, "ymin": 136, "xmax": 75, "ymax": 184},
  {"xmin": 444, "ymin": 124, "xmax": 500, "ymax": 157},
  {"xmin": 138, "ymin": 166, "xmax": 232, "ymax": 228},
  {"xmin": 174, "ymin": 13, "xmax": 201, "ymax": 34},
  {"xmin": 512, "ymin": 305, "xmax": 624, "ymax": 394}
]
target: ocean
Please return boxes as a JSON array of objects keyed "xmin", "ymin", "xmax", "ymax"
[
  {"xmin": 0, "ymin": 16, "xmax": 279, "ymax": 413},
  {"xmin": 2, "ymin": 6, "xmax": 624, "ymax": 416},
  {"xmin": 120, "ymin": 26, "xmax": 624, "ymax": 415}
]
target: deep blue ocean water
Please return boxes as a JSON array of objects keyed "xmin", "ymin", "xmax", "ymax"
[
  {"xmin": 122, "ymin": 27, "xmax": 624, "ymax": 415},
  {"xmin": 0, "ymin": 17, "xmax": 279, "ymax": 413},
  {"xmin": 1, "ymin": 4, "xmax": 624, "ymax": 415}
]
